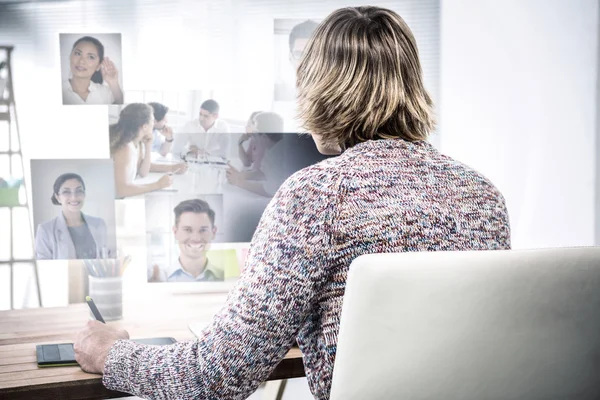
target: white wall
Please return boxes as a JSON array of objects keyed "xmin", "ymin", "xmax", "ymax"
[{"xmin": 439, "ymin": 0, "xmax": 599, "ymax": 249}]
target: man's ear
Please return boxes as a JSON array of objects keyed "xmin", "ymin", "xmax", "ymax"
[
  {"xmin": 211, "ymin": 225, "xmax": 217, "ymax": 239},
  {"xmin": 172, "ymin": 225, "xmax": 177, "ymax": 235}
]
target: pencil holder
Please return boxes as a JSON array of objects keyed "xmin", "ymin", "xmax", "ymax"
[{"xmin": 88, "ymin": 276, "xmax": 123, "ymax": 321}]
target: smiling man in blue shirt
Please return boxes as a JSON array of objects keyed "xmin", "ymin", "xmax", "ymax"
[{"xmin": 154, "ymin": 198, "xmax": 224, "ymax": 282}]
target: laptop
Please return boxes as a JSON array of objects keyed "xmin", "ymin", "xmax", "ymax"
[{"xmin": 330, "ymin": 247, "xmax": 600, "ymax": 400}]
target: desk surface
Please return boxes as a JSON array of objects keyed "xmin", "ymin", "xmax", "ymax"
[{"xmin": 0, "ymin": 294, "xmax": 304, "ymax": 399}]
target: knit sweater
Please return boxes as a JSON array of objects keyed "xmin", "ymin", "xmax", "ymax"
[{"xmin": 103, "ymin": 139, "xmax": 511, "ymax": 399}]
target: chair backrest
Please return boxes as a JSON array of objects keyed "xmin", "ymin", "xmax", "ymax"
[{"xmin": 329, "ymin": 247, "xmax": 600, "ymax": 400}]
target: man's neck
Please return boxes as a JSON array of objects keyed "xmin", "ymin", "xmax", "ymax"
[
  {"xmin": 200, "ymin": 120, "xmax": 215, "ymax": 132},
  {"xmin": 179, "ymin": 254, "xmax": 208, "ymax": 278},
  {"xmin": 69, "ymin": 77, "xmax": 90, "ymax": 94}
]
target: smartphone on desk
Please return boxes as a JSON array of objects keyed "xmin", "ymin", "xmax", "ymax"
[{"xmin": 36, "ymin": 337, "xmax": 177, "ymax": 367}]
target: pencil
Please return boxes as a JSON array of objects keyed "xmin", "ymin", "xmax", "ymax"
[
  {"xmin": 95, "ymin": 259, "xmax": 106, "ymax": 278},
  {"xmin": 86, "ymin": 296, "xmax": 105, "ymax": 323},
  {"xmin": 83, "ymin": 260, "xmax": 96, "ymax": 277},
  {"xmin": 120, "ymin": 256, "xmax": 131, "ymax": 276},
  {"xmin": 84, "ymin": 259, "xmax": 100, "ymax": 277}
]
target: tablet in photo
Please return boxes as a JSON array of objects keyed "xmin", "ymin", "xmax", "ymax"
[
  {"xmin": 60, "ymin": 33, "xmax": 124, "ymax": 105},
  {"xmin": 30, "ymin": 159, "xmax": 117, "ymax": 261}
]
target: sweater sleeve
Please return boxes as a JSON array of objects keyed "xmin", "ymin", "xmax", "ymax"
[{"xmin": 102, "ymin": 166, "xmax": 336, "ymax": 399}]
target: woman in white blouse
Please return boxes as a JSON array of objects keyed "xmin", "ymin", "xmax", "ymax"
[
  {"xmin": 110, "ymin": 103, "xmax": 187, "ymax": 198},
  {"xmin": 62, "ymin": 36, "xmax": 124, "ymax": 105}
]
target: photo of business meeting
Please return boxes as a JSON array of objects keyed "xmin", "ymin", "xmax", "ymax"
[{"xmin": 2, "ymin": 0, "xmax": 599, "ymax": 400}]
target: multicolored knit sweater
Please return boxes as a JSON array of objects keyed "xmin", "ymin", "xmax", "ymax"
[{"xmin": 103, "ymin": 139, "xmax": 511, "ymax": 399}]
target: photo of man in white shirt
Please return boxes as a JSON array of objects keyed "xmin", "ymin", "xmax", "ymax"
[{"xmin": 172, "ymin": 99, "xmax": 231, "ymax": 160}]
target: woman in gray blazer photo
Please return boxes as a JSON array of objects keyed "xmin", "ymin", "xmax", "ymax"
[{"xmin": 35, "ymin": 173, "xmax": 110, "ymax": 260}]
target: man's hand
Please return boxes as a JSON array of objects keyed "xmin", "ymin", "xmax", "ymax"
[
  {"xmin": 238, "ymin": 133, "xmax": 251, "ymax": 145},
  {"xmin": 74, "ymin": 320, "xmax": 129, "ymax": 374},
  {"xmin": 187, "ymin": 145, "xmax": 209, "ymax": 158},
  {"xmin": 171, "ymin": 162, "xmax": 188, "ymax": 175},
  {"xmin": 226, "ymin": 163, "xmax": 244, "ymax": 186},
  {"xmin": 160, "ymin": 125, "xmax": 174, "ymax": 140}
]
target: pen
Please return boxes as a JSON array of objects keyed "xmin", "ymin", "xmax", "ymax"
[
  {"xmin": 94, "ymin": 259, "xmax": 106, "ymax": 277},
  {"xmin": 84, "ymin": 259, "xmax": 100, "ymax": 277},
  {"xmin": 83, "ymin": 259, "xmax": 95, "ymax": 277},
  {"xmin": 86, "ymin": 296, "xmax": 105, "ymax": 323},
  {"xmin": 120, "ymin": 255, "xmax": 131, "ymax": 276}
]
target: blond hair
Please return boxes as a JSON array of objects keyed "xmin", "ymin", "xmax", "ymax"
[{"xmin": 296, "ymin": 6, "xmax": 435, "ymax": 149}]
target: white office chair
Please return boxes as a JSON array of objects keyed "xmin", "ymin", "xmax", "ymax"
[{"xmin": 329, "ymin": 248, "xmax": 600, "ymax": 400}]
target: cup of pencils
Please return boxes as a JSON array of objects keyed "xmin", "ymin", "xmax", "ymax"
[{"xmin": 84, "ymin": 256, "xmax": 131, "ymax": 321}]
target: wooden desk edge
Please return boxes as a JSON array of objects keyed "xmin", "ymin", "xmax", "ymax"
[{"xmin": 0, "ymin": 351, "xmax": 305, "ymax": 399}]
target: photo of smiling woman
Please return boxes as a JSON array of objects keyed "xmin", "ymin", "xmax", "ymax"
[
  {"xmin": 35, "ymin": 173, "xmax": 111, "ymax": 260},
  {"xmin": 60, "ymin": 33, "xmax": 124, "ymax": 105}
]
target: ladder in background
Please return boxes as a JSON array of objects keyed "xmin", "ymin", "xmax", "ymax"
[{"xmin": 0, "ymin": 45, "xmax": 42, "ymax": 309}]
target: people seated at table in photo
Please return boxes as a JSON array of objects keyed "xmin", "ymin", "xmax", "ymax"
[
  {"xmin": 148, "ymin": 102, "xmax": 174, "ymax": 157},
  {"xmin": 171, "ymin": 99, "xmax": 231, "ymax": 160},
  {"xmin": 74, "ymin": 6, "xmax": 511, "ymax": 399},
  {"xmin": 148, "ymin": 199, "xmax": 224, "ymax": 282},
  {"xmin": 35, "ymin": 173, "xmax": 111, "ymax": 260},
  {"xmin": 110, "ymin": 103, "xmax": 186, "ymax": 198},
  {"xmin": 229, "ymin": 112, "xmax": 328, "ymax": 197},
  {"xmin": 227, "ymin": 112, "xmax": 287, "ymax": 196},
  {"xmin": 237, "ymin": 110, "xmax": 265, "ymax": 170},
  {"xmin": 62, "ymin": 36, "xmax": 124, "ymax": 105}
]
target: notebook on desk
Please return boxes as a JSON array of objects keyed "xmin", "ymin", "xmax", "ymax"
[{"xmin": 36, "ymin": 337, "xmax": 177, "ymax": 367}]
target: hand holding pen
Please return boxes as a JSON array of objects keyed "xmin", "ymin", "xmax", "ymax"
[
  {"xmin": 75, "ymin": 298, "xmax": 129, "ymax": 374},
  {"xmin": 86, "ymin": 296, "xmax": 105, "ymax": 323},
  {"xmin": 156, "ymin": 174, "xmax": 174, "ymax": 189}
]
